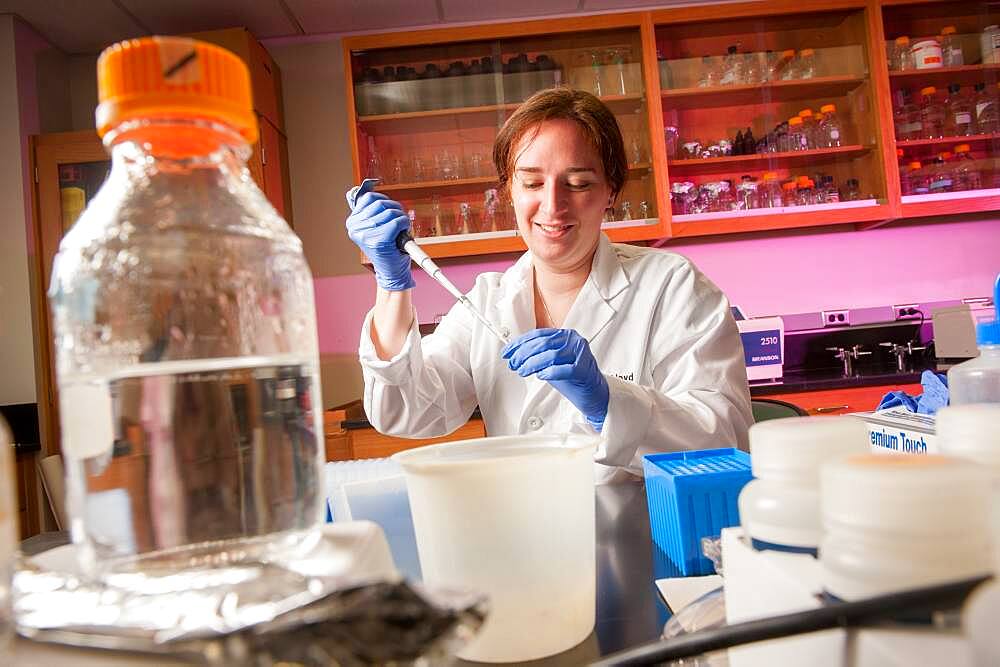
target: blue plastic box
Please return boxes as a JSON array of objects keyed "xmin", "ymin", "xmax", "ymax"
[{"xmin": 643, "ymin": 448, "xmax": 752, "ymax": 576}]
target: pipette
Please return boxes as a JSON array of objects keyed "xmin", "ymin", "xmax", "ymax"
[{"xmin": 348, "ymin": 179, "xmax": 510, "ymax": 344}]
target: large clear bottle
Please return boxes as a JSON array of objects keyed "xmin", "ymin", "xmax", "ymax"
[
  {"xmin": 975, "ymin": 82, "xmax": 1000, "ymax": 134},
  {"xmin": 948, "ymin": 275, "xmax": 1000, "ymax": 404},
  {"xmin": 953, "ymin": 144, "xmax": 983, "ymax": 191},
  {"xmin": 946, "ymin": 83, "xmax": 975, "ymax": 136},
  {"xmin": 919, "ymin": 86, "xmax": 946, "ymax": 138},
  {"xmin": 49, "ymin": 37, "xmax": 324, "ymax": 576}
]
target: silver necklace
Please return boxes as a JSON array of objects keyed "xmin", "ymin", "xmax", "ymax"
[{"xmin": 534, "ymin": 270, "xmax": 558, "ymax": 328}]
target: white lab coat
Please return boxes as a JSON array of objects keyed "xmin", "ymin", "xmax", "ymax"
[{"xmin": 359, "ymin": 234, "xmax": 753, "ymax": 483}]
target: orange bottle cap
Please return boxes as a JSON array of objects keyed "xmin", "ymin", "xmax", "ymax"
[
  {"xmin": 789, "ymin": 116, "xmax": 803, "ymax": 126},
  {"xmin": 762, "ymin": 171, "xmax": 778, "ymax": 180},
  {"xmin": 820, "ymin": 103, "xmax": 836, "ymax": 113},
  {"xmin": 799, "ymin": 108, "xmax": 814, "ymax": 117},
  {"xmin": 941, "ymin": 151, "xmax": 953, "ymax": 159},
  {"xmin": 96, "ymin": 36, "xmax": 257, "ymax": 143},
  {"xmin": 782, "ymin": 49, "xmax": 796, "ymax": 57},
  {"xmin": 920, "ymin": 86, "xmax": 937, "ymax": 96},
  {"xmin": 955, "ymin": 143, "xmax": 971, "ymax": 152},
  {"xmin": 800, "ymin": 48, "xmax": 815, "ymax": 56},
  {"xmin": 783, "ymin": 181, "xmax": 797, "ymax": 190},
  {"xmin": 942, "ymin": 26, "xmax": 957, "ymax": 35},
  {"xmin": 895, "ymin": 36, "xmax": 911, "ymax": 45},
  {"xmin": 796, "ymin": 175, "xmax": 810, "ymax": 185},
  {"xmin": 909, "ymin": 161, "xmax": 922, "ymax": 169}
]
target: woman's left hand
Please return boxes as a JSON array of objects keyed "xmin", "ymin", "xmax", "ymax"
[{"xmin": 501, "ymin": 328, "xmax": 609, "ymax": 432}]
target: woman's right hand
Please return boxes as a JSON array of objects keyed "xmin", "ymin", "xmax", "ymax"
[{"xmin": 345, "ymin": 182, "xmax": 415, "ymax": 291}]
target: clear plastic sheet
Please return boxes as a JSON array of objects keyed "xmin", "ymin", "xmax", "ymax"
[{"xmin": 13, "ymin": 524, "xmax": 486, "ymax": 665}]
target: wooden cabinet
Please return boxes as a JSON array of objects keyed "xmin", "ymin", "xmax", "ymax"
[
  {"xmin": 759, "ymin": 381, "xmax": 923, "ymax": 415},
  {"xmin": 344, "ymin": 14, "xmax": 666, "ymax": 259},
  {"xmin": 343, "ymin": 1, "xmax": 1000, "ymax": 257},
  {"xmin": 324, "ymin": 405, "xmax": 486, "ymax": 460},
  {"xmin": 15, "ymin": 448, "xmax": 40, "ymax": 540}
]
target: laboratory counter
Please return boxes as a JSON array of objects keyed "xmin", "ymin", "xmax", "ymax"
[{"xmin": 11, "ymin": 482, "xmax": 666, "ymax": 664}]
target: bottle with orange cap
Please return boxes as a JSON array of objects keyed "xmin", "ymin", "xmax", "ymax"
[
  {"xmin": 919, "ymin": 86, "xmax": 946, "ymax": 138},
  {"xmin": 818, "ymin": 104, "xmax": 842, "ymax": 148},
  {"xmin": 953, "ymin": 144, "xmax": 982, "ymax": 191},
  {"xmin": 48, "ymin": 37, "xmax": 324, "ymax": 576},
  {"xmin": 787, "ymin": 116, "xmax": 808, "ymax": 151}
]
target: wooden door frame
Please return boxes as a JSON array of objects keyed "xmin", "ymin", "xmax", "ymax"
[{"xmin": 29, "ymin": 130, "xmax": 108, "ymax": 459}]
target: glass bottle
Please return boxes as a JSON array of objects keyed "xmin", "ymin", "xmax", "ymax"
[
  {"xmin": 798, "ymin": 48, "xmax": 817, "ymax": 79},
  {"xmin": 894, "ymin": 88, "xmax": 923, "ymax": 140},
  {"xmin": 953, "ymin": 144, "xmax": 982, "ymax": 191},
  {"xmin": 744, "ymin": 52, "xmax": 764, "ymax": 84},
  {"xmin": 927, "ymin": 154, "xmax": 955, "ymax": 194},
  {"xmin": 842, "ymin": 177, "xmax": 862, "ymax": 201},
  {"xmin": 458, "ymin": 201, "xmax": 473, "ymax": 234},
  {"xmin": 431, "ymin": 194, "xmax": 445, "ymax": 236},
  {"xmin": 818, "ymin": 104, "xmax": 843, "ymax": 147},
  {"xmin": 941, "ymin": 26, "xmax": 964, "ymax": 67},
  {"xmin": 49, "ymin": 37, "xmax": 324, "ymax": 576},
  {"xmin": 782, "ymin": 180, "xmax": 798, "ymax": 204},
  {"xmin": 760, "ymin": 172, "xmax": 784, "ymax": 208},
  {"xmin": 721, "ymin": 45, "xmax": 744, "ymax": 86},
  {"xmin": 366, "ymin": 135, "xmax": 383, "ymax": 180},
  {"xmin": 483, "ymin": 188, "xmax": 499, "ymax": 231},
  {"xmin": 698, "ymin": 55, "xmax": 722, "ymax": 88},
  {"xmin": 798, "ymin": 108, "xmax": 817, "ymax": 149},
  {"xmin": 737, "ymin": 175, "xmax": 758, "ymax": 209},
  {"xmin": 947, "ymin": 84, "xmax": 975, "ymax": 136},
  {"xmin": 919, "ymin": 86, "xmax": 946, "ymax": 138},
  {"xmin": 638, "ymin": 201, "xmax": 651, "ymax": 219},
  {"xmin": 907, "ymin": 162, "xmax": 929, "ymax": 195},
  {"xmin": 619, "ymin": 200, "xmax": 633, "ymax": 221},
  {"xmin": 780, "ymin": 50, "xmax": 800, "ymax": 80},
  {"xmin": 762, "ymin": 50, "xmax": 777, "ymax": 81},
  {"xmin": 975, "ymin": 82, "xmax": 1000, "ymax": 134},
  {"xmin": 899, "ymin": 160, "xmax": 914, "ymax": 196},
  {"xmin": 823, "ymin": 175, "xmax": 840, "ymax": 203},
  {"xmin": 717, "ymin": 181, "xmax": 736, "ymax": 211},
  {"xmin": 787, "ymin": 116, "xmax": 808, "ymax": 151},
  {"xmin": 892, "ymin": 36, "xmax": 915, "ymax": 71}
]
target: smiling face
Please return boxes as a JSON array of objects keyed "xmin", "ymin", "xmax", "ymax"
[{"xmin": 510, "ymin": 119, "xmax": 612, "ymax": 274}]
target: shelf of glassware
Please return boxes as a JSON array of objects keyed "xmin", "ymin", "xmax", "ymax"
[
  {"xmin": 895, "ymin": 132, "xmax": 1000, "ymax": 217},
  {"xmin": 668, "ymin": 201, "xmax": 889, "ymax": 238},
  {"xmin": 659, "ymin": 75, "xmax": 868, "ymax": 110},
  {"xmin": 888, "ymin": 64, "xmax": 1000, "ymax": 90}
]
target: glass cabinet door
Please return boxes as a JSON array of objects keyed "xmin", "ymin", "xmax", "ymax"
[
  {"xmin": 653, "ymin": 6, "xmax": 893, "ymax": 237},
  {"xmin": 57, "ymin": 160, "xmax": 111, "ymax": 232},
  {"xmin": 347, "ymin": 21, "xmax": 662, "ymax": 258},
  {"xmin": 881, "ymin": 0, "xmax": 1000, "ymax": 217}
]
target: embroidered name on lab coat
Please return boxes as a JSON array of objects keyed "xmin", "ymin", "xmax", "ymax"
[{"xmin": 612, "ymin": 371, "xmax": 635, "ymax": 382}]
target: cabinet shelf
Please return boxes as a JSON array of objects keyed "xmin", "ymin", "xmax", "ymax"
[
  {"xmin": 895, "ymin": 133, "xmax": 1000, "ymax": 149},
  {"xmin": 669, "ymin": 201, "xmax": 890, "ymax": 239},
  {"xmin": 888, "ymin": 63, "xmax": 1000, "ymax": 90},
  {"xmin": 668, "ymin": 145, "xmax": 870, "ymax": 176},
  {"xmin": 357, "ymin": 93, "xmax": 645, "ymax": 125},
  {"xmin": 660, "ymin": 76, "xmax": 867, "ymax": 110},
  {"xmin": 900, "ymin": 188, "xmax": 1000, "ymax": 219},
  {"xmin": 379, "ymin": 163, "xmax": 651, "ymax": 195}
]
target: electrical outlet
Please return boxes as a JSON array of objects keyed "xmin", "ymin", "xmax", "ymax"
[
  {"xmin": 893, "ymin": 304, "xmax": 922, "ymax": 320},
  {"xmin": 822, "ymin": 309, "xmax": 851, "ymax": 327}
]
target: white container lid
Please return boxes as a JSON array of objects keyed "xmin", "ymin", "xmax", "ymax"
[
  {"xmin": 937, "ymin": 404, "xmax": 1000, "ymax": 468},
  {"xmin": 822, "ymin": 454, "xmax": 991, "ymax": 538},
  {"xmin": 749, "ymin": 416, "xmax": 868, "ymax": 482}
]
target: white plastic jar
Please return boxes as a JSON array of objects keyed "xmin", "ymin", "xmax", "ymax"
[
  {"xmin": 912, "ymin": 39, "xmax": 944, "ymax": 69},
  {"xmin": 738, "ymin": 416, "xmax": 868, "ymax": 554},
  {"xmin": 821, "ymin": 454, "xmax": 993, "ymax": 601},
  {"xmin": 937, "ymin": 404, "xmax": 1000, "ymax": 573}
]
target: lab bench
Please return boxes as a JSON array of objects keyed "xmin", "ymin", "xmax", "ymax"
[{"xmin": 12, "ymin": 482, "xmax": 665, "ymax": 664}]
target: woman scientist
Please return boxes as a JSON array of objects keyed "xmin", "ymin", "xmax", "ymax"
[{"xmin": 346, "ymin": 88, "xmax": 752, "ymax": 483}]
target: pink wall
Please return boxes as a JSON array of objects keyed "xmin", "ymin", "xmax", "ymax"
[{"xmin": 315, "ymin": 217, "xmax": 1000, "ymax": 356}]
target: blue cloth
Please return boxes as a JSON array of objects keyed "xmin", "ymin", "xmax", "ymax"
[
  {"xmin": 501, "ymin": 328, "xmax": 610, "ymax": 432},
  {"xmin": 876, "ymin": 370, "xmax": 949, "ymax": 415},
  {"xmin": 345, "ymin": 179, "xmax": 415, "ymax": 291}
]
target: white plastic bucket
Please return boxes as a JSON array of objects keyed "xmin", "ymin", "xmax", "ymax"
[{"xmin": 393, "ymin": 434, "xmax": 597, "ymax": 663}]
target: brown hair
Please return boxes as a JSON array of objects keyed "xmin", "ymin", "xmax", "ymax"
[{"xmin": 493, "ymin": 87, "xmax": 627, "ymax": 201}]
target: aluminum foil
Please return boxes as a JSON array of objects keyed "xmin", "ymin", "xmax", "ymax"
[{"xmin": 14, "ymin": 523, "xmax": 486, "ymax": 665}]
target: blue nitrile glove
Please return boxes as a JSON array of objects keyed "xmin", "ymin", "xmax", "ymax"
[
  {"xmin": 877, "ymin": 390, "xmax": 918, "ymax": 412},
  {"xmin": 501, "ymin": 328, "xmax": 610, "ymax": 432},
  {"xmin": 916, "ymin": 370, "xmax": 949, "ymax": 415},
  {"xmin": 345, "ymin": 178, "xmax": 415, "ymax": 291}
]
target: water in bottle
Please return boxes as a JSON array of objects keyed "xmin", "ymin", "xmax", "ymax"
[
  {"xmin": 941, "ymin": 26, "xmax": 964, "ymax": 66},
  {"xmin": 947, "ymin": 83, "xmax": 975, "ymax": 136},
  {"xmin": 787, "ymin": 116, "xmax": 808, "ymax": 151},
  {"xmin": 919, "ymin": 86, "xmax": 946, "ymax": 138},
  {"xmin": 948, "ymin": 274, "xmax": 1000, "ymax": 404},
  {"xmin": 798, "ymin": 48, "xmax": 817, "ymax": 79},
  {"xmin": 798, "ymin": 108, "xmax": 817, "ymax": 149},
  {"xmin": 49, "ymin": 37, "xmax": 325, "ymax": 577}
]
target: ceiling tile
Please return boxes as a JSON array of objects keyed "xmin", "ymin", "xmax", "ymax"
[
  {"xmin": 117, "ymin": 0, "xmax": 301, "ymax": 39},
  {"xmin": 283, "ymin": 0, "xmax": 441, "ymax": 34},
  {"xmin": 439, "ymin": 0, "xmax": 579, "ymax": 23},
  {"xmin": 1, "ymin": 0, "xmax": 148, "ymax": 53}
]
